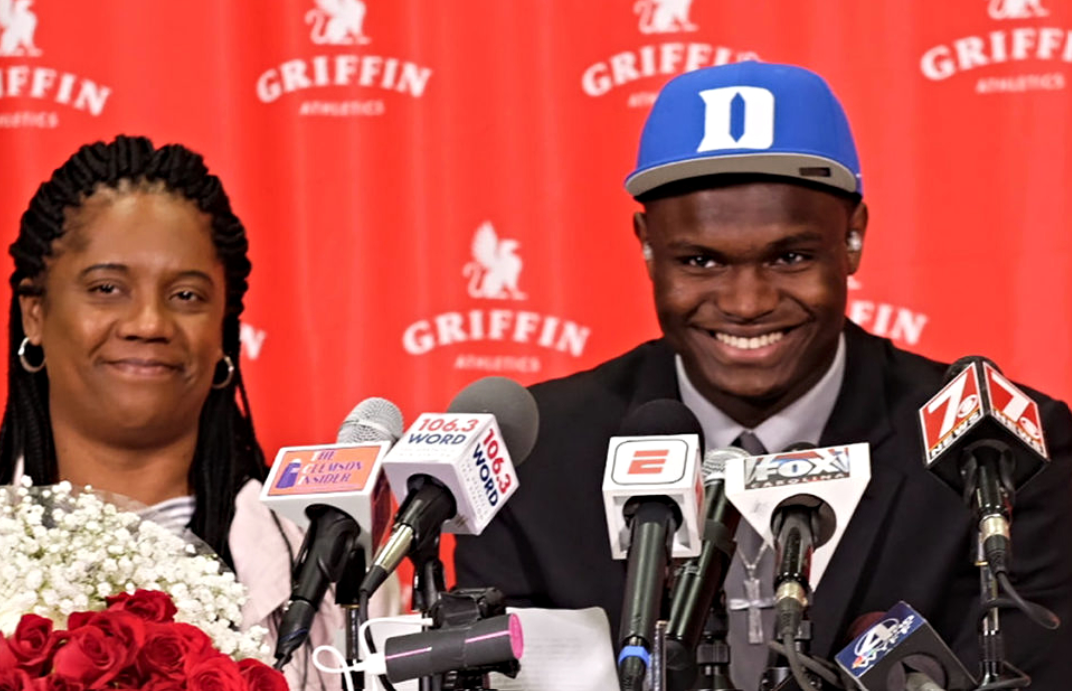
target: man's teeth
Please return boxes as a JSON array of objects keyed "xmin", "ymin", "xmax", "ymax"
[{"xmin": 714, "ymin": 331, "xmax": 785, "ymax": 350}]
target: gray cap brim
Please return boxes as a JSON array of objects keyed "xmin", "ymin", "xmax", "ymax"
[{"xmin": 625, "ymin": 152, "xmax": 860, "ymax": 197}]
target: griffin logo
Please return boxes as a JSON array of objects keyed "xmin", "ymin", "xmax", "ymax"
[
  {"xmin": 0, "ymin": 0, "xmax": 41, "ymax": 57},
  {"xmin": 635, "ymin": 0, "xmax": 698, "ymax": 34},
  {"xmin": 846, "ymin": 276, "xmax": 930, "ymax": 346},
  {"xmin": 463, "ymin": 222, "xmax": 527, "ymax": 301},
  {"xmin": 988, "ymin": 0, "xmax": 1049, "ymax": 19},
  {"xmin": 307, "ymin": 0, "xmax": 371, "ymax": 45}
]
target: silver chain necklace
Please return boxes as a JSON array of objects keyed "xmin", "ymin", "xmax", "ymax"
[{"xmin": 728, "ymin": 541, "xmax": 776, "ymax": 644}]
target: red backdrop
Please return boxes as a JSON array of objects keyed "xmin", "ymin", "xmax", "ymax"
[{"xmin": 2, "ymin": 0, "xmax": 1069, "ymax": 589}]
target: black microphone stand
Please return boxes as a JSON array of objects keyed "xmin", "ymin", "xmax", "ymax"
[
  {"xmin": 408, "ymin": 531, "xmax": 519, "ymax": 691},
  {"xmin": 411, "ymin": 532, "xmax": 446, "ymax": 617},
  {"xmin": 410, "ymin": 531, "xmax": 447, "ymax": 691},
  {"xmin": 692, "ymin": 607, "xmax": 740, "ymax": 691},
  {"xmin": 965, "ymin": 445, "xmax": 1035, "ymax": 691},
  {"xmin": 760, "ymin": 619, "xmax": 823, "ymax": 691},
  {"xmin": 977, "ymin": 555, "xmax": 1020, "ymax": 691},
  {"xmin": 337, "ymin": 547, "xmax": 368, "ymax": 690},
  {"xmin": 974, "ymin": 533, "xmax": 1038, "ymax": 691}
]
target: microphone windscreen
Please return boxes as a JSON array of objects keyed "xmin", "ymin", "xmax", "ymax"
[
  {"xmin": 845, "ymin": 611, "xmax": 887, "ymax": 645},
  {"xmin": 447, "ymin": 376, "xmax": 540, "ymax": 466},
  {"xmin": 337, "ymin": 397, "xmax": 404, "ymax": 444},
  {"xmin": 619, "ymin": 399, "xmax": 704, "ymax": 445},
  {"xmin": 702, "ymin": 447, "xmax": 749, "ymax": 480},
  {"xmin": 943, "ymin": 354, "xmax": 1000, "ymax": 383},
  {"xmin": 897, "ymin": 654, "xmax": 949, "ymax": 689}
]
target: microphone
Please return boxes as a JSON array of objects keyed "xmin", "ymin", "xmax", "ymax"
[
  {"xmin": 365, "ymin": 614, "xmax": 523, "ymax": 684},
  {"xmin": 338, "ymin": 397, "xmax": 405, "ymax": 444},
  {"xmin": 360, "ymin": 376, "xmax": 540, "ymax": 597},
  {"xmin": 919, "ymin": 356, "xmax": 1050, "ymax": 576},
  {"xmin": 664, "ymin": 446, "xmax": 749, "ymax": 691},
  {"xmin": 835, "ymin": 601, "xmax": 976, "ymax": 691},
  {"xmin": 725, "ymin": 443, "xmax": 871, "ymax": 640},
  {"xmin": 260, "ymin": 397, "xmax": 403, "ymax": 668},
  {"xmin": 602, "ymin": 399, "xmax": 705, "ymax": 691},
  {"xmin": 904, "ymin": 675, "xmax": 944, "ymax": 691}
]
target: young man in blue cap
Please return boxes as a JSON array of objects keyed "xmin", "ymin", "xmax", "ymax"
[{"xmin": 454, "ymin": 61, "xmax": 1072, "ymax": 689}]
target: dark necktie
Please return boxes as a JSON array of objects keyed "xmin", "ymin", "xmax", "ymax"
[
  {"xmin": 726, "ymin": 431, "xmax": 775, "ymax": 691},
  {"xmin": 734, "ymin": 430, "xmax": 767, "ymax": 456}
]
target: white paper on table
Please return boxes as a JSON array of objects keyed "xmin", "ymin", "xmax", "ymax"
[{"xmin": 360, "ymin": 607, "xmax": 617, "ymax": 691}]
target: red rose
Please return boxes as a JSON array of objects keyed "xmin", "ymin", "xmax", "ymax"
[
  {"xmin": 62, "ymin": 614, "xmax": 93, "ymax": 633},
  {"xmin": 50, "ymin": 627, "xmax": 129, "ymax": 688},
  {"xmin": 0, "ymin": 634, "xmax": 11, "ymax": 670},
  {"xmin": 237, "ymin": 659, "xmax": 287, "ymax": 691},
  {"xmin": 135, "ymin": 624, "xmax": 186, "ymax": 681},
  {"xmin": 0, "ymin": 615, "xmax": 57, "ymax": 675},
  {"xmin": 82, "ymin": 611, "xmax": 145, "ymax": 654},
  {"xmin": 140, "ymin": 679, "xmax": 185, "ymax": 691},
  {"xmin": 186, "ymin": 655, "xmax": 248, "ymax": 691},
  {"xmin": 108, "ymin": 668, "xmax": 144, "ymax": 690},
  {"xmin": 105, "ymin": 591, "xmax": 177, "ymax": 624},
  {"xmin": 31, "ymin": 675, "xmax": 85, "ymax": 691},
  {"xmin": 0, "ymin": 667, "xmax": 32, "ymax": 691},
  {"xmin": 170, "ymin": 622, "xmax": 213, "ymax": 660},
  {"xmin": 52, "ymin": 610, "xmax": 147, "ymax": 688}
]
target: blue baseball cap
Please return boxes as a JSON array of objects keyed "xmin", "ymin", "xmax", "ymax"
[{"xmin": 625, "ymin": 62, "xmax": 862, "ymax": 198}]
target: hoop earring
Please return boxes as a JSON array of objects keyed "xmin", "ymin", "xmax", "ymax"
[
  {"xmin": 211, "ymin": 355, "xmax": 235, "ymax": 389},
  {"xmin": 18, "ymin": 337, "xmax": 45, "ymax": 374}
]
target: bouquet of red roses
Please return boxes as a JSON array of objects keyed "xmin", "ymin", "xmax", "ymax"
[{"xmin": 0, "ymin": 590, "xmax": 286, "ymax": 691}]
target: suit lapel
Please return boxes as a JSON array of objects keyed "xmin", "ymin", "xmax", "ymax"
[
  {"xmin": 628, "ymin": 340, "xmax": 680, "ymax": 409},
  {"xmin": 810, "ymin": 323, "xmax": 908, "ymax": 656}
]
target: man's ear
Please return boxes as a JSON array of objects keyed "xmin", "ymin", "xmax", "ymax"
[
  {"xmin": 633, "ymin": 211, "xmax": 654, "ymax": 279},
  {"xmin": 18, "ymin": 280, "xmax": 44, "ymax": 345},
  {"xmin": 846, "ymin": 202, "xmax": 869, "ymax": 275}
]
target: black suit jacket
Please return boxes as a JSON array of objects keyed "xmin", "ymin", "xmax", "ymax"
[{"xmin": 455, "ymin": 322, "xmax": 1072, "ymax": 688}]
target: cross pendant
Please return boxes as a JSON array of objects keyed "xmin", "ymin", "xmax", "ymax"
[{"xmin": 728, "ymin": 576, "xmax": 776, "ymax": 644}]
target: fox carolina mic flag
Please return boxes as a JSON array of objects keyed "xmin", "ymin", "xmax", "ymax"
[{"xmin": 0, "ymin": 0, "xmax": 1069, "ymax": 462}]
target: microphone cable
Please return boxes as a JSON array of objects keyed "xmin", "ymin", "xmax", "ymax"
[
  {"xmin": 990, "ymin": 572, "xmax": 1059, "ymax": 630},
  {"xmin": 358, "ymin": 590, "xmax": 398, "ymax": 691},
  {"xmin": 768, "ymin": 636, "xmax": 845, "ymax": 690}
]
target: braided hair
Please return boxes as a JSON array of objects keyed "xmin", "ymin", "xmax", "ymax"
[{"xmin": 0, "ymin": 135, "xmax": 266, "ymax": 568}]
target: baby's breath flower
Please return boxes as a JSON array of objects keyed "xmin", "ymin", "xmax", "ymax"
[{"xmin": 0, "ymin": 481, "xmax": 265, "ymax": 661}]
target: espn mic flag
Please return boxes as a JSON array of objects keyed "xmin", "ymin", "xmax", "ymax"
[
  {"xmin": 602, "ymin": 431, "xmax": 704, "ymax": 560},
  {"xmin": 604, "ymin": 399, "xmax": 704, "ymax": 691},
  {"xmin": 835, "ymin": 601, "xmax": 975, "ymax": 691}
]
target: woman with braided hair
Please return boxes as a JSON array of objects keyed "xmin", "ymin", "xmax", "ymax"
[{"xmin": 0, "ymin": 135, "xmax": 342, "ymax": 690}]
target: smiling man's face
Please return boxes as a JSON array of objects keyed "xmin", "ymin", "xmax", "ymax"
[{"xmin": 635, "ymin": 179, "xmax": 867, "ymax": 427}]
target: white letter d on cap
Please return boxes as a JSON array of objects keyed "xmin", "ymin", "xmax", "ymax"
[{"xmin": 697, "ymin": 86, "xmax": 775, "ymax": 152}]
